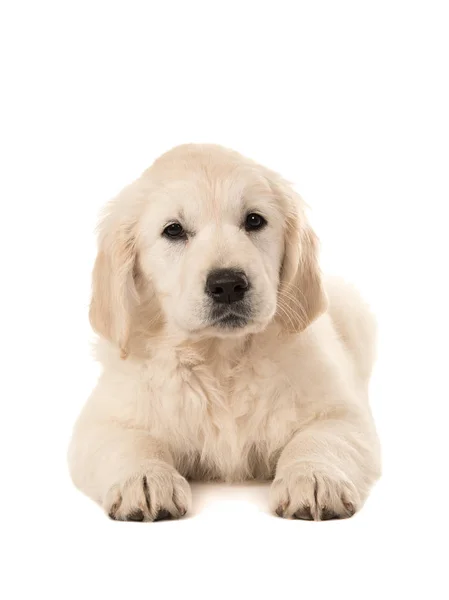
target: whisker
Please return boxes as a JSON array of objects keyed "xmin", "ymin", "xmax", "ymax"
[
  {"xmin": 277, "ymin": 289, "xmax": 308, "ymax": 323},
  {"xmin": 276, "ymin": 297, "xmax": 303, "ymax": 331}
]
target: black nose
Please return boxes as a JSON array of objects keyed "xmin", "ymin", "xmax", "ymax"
[{"xmin": 206, "ymin": 269, "xmax": 249, "ymax": 304}]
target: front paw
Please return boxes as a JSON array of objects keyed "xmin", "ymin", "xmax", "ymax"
[
  {"xmin": 269, "ymin": 463, "xmax": 360, "ymax": 521},
  {"xmin": 104, "ymin": 460, "xmax": 191, "ymax": 522}
]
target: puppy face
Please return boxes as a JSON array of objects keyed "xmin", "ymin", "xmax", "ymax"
[
  {"xmin": 137, "ymin": 162, "xmax": 284, "ymax": 337},
  {"xmin": 90, "ymin": 145, "xmax": 327, "ymax": 353}
]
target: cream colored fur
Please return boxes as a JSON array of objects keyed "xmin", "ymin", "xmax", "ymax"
[{"xmin": 68, "ymin": 144, "xmax": 381, "ymax": 522}]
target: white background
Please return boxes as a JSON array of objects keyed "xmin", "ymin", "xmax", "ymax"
[{"xmin": 1, "ymin": 1, "xmax": 448, "ymax": 599}]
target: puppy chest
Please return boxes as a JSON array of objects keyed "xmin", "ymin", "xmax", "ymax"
[{"xmin": 146, "ymin": 354, "xmax": 298, "ymax": 479}]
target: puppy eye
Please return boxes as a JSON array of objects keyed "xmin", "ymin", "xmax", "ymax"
[
  {"xmin": 163, "ymin": 222, "xmax": 186, "ymax": 239},
  {"xmin": 245, "ymin": 213, "xmax": 267, "ymax": 231}
]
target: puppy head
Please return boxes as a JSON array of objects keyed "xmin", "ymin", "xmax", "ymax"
[{"xmin": 90, "ymin": 145, "xmax": 327, "ymax": 354}]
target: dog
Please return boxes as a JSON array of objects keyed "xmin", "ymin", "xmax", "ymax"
[{"xmin": 68, "ymin": 144, "xmax": 381, "ymax": 522}]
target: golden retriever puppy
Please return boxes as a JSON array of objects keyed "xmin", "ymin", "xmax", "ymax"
[{"xmin": 68, "ymin": 144, "xmax": 381, "ymax": 522}]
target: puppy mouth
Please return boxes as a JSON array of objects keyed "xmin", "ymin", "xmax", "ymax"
[
  {"xmin": 214, "ymin": 313, "xmax": 249, "ymax": 328},
  {"xmin": 209, "ymin": 304, "xmax": 251, "ymax": 329}
]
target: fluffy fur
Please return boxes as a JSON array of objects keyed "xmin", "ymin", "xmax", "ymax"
[{"xmin": 68, "ymin": 144, "xmax": 381, "ymax": 522}]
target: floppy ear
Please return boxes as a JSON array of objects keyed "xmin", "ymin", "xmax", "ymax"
[
  {"xmin": 276, "ymin": 185, "xmax": 328, "ymax": 333},
  {"xmin": 89, "ymin": 219, "xmax": 138, "ymax": 359}
]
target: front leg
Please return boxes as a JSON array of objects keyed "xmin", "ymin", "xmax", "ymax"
[
  {"xmin": 270, "ymin": 409, "xmax": 380, "ymax": 520},
  {"xmin": 68, "ymin": 422, "xmax": 191, "ymax": 522}
]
